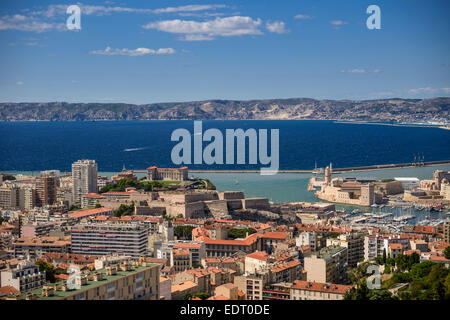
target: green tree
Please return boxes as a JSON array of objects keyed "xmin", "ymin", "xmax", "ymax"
[
  {"xmin": 228, "ymin": 228, "xmax": 256, "ymax": 239},
  {"xmin": 328, "ymin": 232, "xmax": 339, "ymax": 238},
  {"xmin": 410, "ymin": 261, "xmax": 435, "ymax": 280},
  {"xmin": 183, "ymin": 292, "xmax": 192, "ymax": 300},
  {"xmin": 193, "ymin": 292, "xmax": 211, "ymax": 300},
  {"xmin": 114, "ymin": 203, "xmax": 134, "ymax": 217},
  {"xmin": 174, "ymin": 225, "xmax": 195, "ymax": 240},
  {"xmin": 95, "ymin": 203, "xmax": 102, "ymax": 208},
  {"xmin": 444, "ymin": 246, "xmax": 450, "ymax": 259},
  {"xmin": 347, "ymin": 261, "xmax": 371, "ymax": 285},
  {"xmin": 35, "ymin": 260, "xmax": 56, "ymax": 283},
  {"xmin": 369, "ymin": 289, "xmax": 397, "ymax": 300},
  {"xmin": 1, "ymin": 174, "xmax": 16, "ymax": 181}
]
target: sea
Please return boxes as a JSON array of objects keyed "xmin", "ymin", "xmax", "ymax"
[
  {"xmin": 1, "ymin": 120, "xmax": 450, "ymax": 218},
  {"xmin": 1, "ymin": 120, "xmax": 449, "ymax": 172}
]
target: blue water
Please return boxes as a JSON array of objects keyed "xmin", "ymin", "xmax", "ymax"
[{"xmin": 0, "ymin": 120, "xmax": 449, "ymax": 172}]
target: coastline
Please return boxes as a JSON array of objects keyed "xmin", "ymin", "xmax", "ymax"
[
  {"xmin": 333, "ymin": 120, "xmax": 449, "ymax": 130},
  {"xmin": 187, "ymin": 160, "xmax": 450, "ymax": 174}
]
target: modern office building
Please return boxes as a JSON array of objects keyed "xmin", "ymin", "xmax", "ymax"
[
  {"xmin": 72, "ymin": 159, "xmax": 98, "ymax": 205},
  {"xmin": 71, "ymin": 223, "xmax": 149, "ymax": 258}
]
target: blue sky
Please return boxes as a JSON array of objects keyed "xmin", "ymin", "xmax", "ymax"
[{"xmin": 0, "ymin": 0, "xmax": 449, "ymax": 104}]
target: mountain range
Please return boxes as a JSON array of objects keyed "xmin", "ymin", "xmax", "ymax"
[{"xmin": 1, "ymin": 97, "xmax": 449, "ymax": 122}]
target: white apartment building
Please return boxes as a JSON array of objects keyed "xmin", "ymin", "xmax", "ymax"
[
  {"xmin": 0, "ymin": 259, "xmax": 45, "ymax": 292},
  {"xmin": 71, "ymin": 222, "xmax": 149, "ymax": 258},
  {"xmin": 296, "ymin": 231, "xmax": 319, "ymax": 251},
  {"xmin": 72, "ymin": 159, "xmax": 98, "ymax": 204}
]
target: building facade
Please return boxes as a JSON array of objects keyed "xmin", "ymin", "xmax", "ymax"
[
  {"xmin": 146, "ymin": 166, "xmax": 188, "ymax": 181},
  {"xmin": 72, "ymin": 159, "xmax": 98, "ymax": 205},
  {"xmin": 71, "ymin": 223, "xmax": 149, "ymax": 258},
  {"xmin": 304, "ymin": 245, "xmax": 348, "ymax": 284}
]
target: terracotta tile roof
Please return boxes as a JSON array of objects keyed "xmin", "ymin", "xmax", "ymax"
[
  {"xmin": 403, "ymin": 250, "xmax": 421, "ymax": 255},
  {"xmin": 173, "ymin": 248, "xmax": 189, "ymax": 257},
  {"xmin": 270, "ymin": 260, "xmax": 300, "ymax": 272},
  {"xmin": 430, "ymin": 255, "xmax": 450, "ymax": 263},
  {"xmin": 171, "ymin": 280, "xmax": 197, "ymax": 293},
  {"xmin": 246, "ymin": 251, "xmax": 269, "ymax": 261},
  {"xmin": 292, "ymin": 280, "xmax": 352, "ymax": 295},
  {"xmin": 68, "ymin": 207, "xmax": 112, "ymax": 219},
  {"xmin": 174, "ymin": 243, "xmax": 202, "ymax": 249},
  {"xmin": 260, "ymin": 232, "xmax": 288, "ymax": 240},
  {"xmin": 0, "ymin": 286, "xmax": 20, "ymax": 297},
  {"xmin": 83, "ymin": 193, "xmax": 105, "ymax": 199}
]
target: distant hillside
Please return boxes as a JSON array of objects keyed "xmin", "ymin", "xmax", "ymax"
[{"xmin": 0, "ymin": 97, "xmax": 449, "ymax": 122}]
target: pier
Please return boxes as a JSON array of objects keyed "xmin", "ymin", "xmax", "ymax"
[{"xmin": 131, "ymin": 160, "xmax": 450, "ymax": 174}]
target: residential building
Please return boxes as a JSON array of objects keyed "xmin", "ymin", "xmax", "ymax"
[
  {"xmin": 21, "ymin": 260, "xmax": 160, "ymax": 300},
  {"xmin": 35, "ymin": 175, "xmax": 57, "ymax": 207},
  {"xmin": 159, "ymin": 276, "xmax": 172, "ymax": 300},
  {"xmin": 0, "ymin": 259, "xmax": 45, "ymax": 293},
  {"xmin": 72, "ymin": 159, "xmax": 98, "ymax": 205},
  {"xmin": 13, "ymin": 236, "xmax": 71, "ymax": 258},
  {"xmin": 326, "ymin": 232, "xmax": 365, "ymax": 268},
  {"xmin": 290, "ymin": 280, "xmax": 352, "ymax": 300},
  {"xmin": 304, "ymin": 245, "xmax": 348, "ymax": 284},
  {"xmin": 0, "ymin": 185, "xmax": 19, "ymax": 209},
  {"xmin": 234, "ymin": 275, "xmax": 263, "ymax": 300},
  {"xmin": 71, "ymin": 222, "xmax": 149, "ymax": 258},
  {"xmin": 213, "ymin": 283, "xmax": 245, "ymax": 300},
  {"xmin": 443, "ymin": 219, "xmax": 450, "ymax": 243}
]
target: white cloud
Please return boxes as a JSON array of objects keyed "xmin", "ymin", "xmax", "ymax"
[
  {"xmin": 16, "ymin": 81, "xmax": 24, "ymax": 85},
  {"xmin": 266, "ymin": 21, "xmax": 288, "ymax": 34},
  {"xmin": 143, "ymin": 16, "xmax": 263, "ymax": 41},
  {"xmin": 35, "ymin": 4, "xmax": 227, "ymax": 17},
  {"xmin": 0, "ymin": 14, "xmax": 64, "ymax": 32},
  {"xmin": 408, "ymin": 87, "xmax": 439, "ymax": 94},
  {"xmin": 294, "ymin": 14, "xmax": 313, "ymax": 20},
  {"xmin": 89, "ymin": 46, "xmax": 176, "ymax": 56},
  {"xmin": 330, "ymin": 20, "xmax": 348, "ymax": 26},
  {"xmin": 152, "ymin": 5, "xmax": 226, "ymax": 14},
  {"xmin": 341, "ymin": 69, "xmax": 380, "ymax": 74},
  {"xmin": 1, "ymin": 3, "xmax": 229, "ymax": 32},
  {"xmin": 183, "ymin": 34, "xmax": 215, "ymax": 41},
  {"xmin": 409, "ymin": 87, "xmax": 450, "ymax": 95}
]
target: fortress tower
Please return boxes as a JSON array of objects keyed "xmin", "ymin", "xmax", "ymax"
[{"xmin": 324, "ymin": 166, "xmax": 331, "ymax": 185}]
